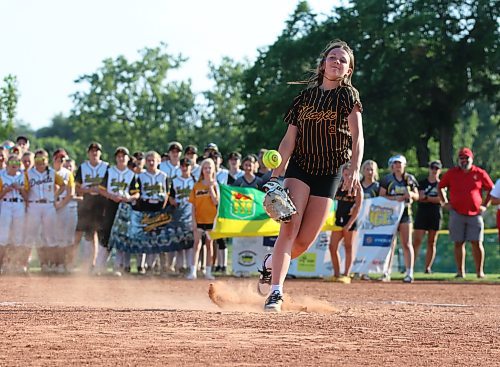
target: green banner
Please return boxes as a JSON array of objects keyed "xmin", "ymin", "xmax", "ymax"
[{"xmin": 210, "ymin": 185, "xmax": 339, "ymax": 240}]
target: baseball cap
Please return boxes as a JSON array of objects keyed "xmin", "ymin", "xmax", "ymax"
[
  {"xmin": 205, "ymin": 143, "xmax": 218, "ymax": 152},
  {"xmin": 133, "ymin": 151, "xmax": 144, "ymax": 160},
  {"xmin": 179, "ymin": 157, "xmax": 192, "ymax": 166},
  {"xmin": 458, "ymin": 147, "xmax": 473, "ymax": 159},
  {"xmin": 429, "ymin": 160, "xmax": 442, "ymax": 169},
  {"xmin": 228, "ymin": 151, "xmax": 242, "ymax": 160},
  {"xmin": 184, "ymin": 145, "xmax": 198, "ymax": 154},
  {"xmin": 16, "ymin": 135, "xmax": 29, "ymax": 143},
  {"xmin": 114, "ymin": 146, "xmax": 130, "ymax": 156},
  {"xmin": 88, "ymin": 142, "xmax": 102, "ymax": 152},
  {"xmin": 53, "ymin": 148, "xmax": 68, "ymax": 159},
  {"xmin": 391, "ymin": 154, "xmax": 407, "ymax": 165},
  {"xmin": 168, "ymin": 141, "xmax": 183, "ymax": 152}
]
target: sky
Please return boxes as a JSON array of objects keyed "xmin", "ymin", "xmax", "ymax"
[{"xmin": 0, "ymin": 0, "xmax": 338, "ymax": 130}]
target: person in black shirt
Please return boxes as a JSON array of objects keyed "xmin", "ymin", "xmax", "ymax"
[
  {"xmin": 361, "ymin": 160, "xmax": 380, "ymax": 199},
  {"xmin": 379, "ymin": 155, "xmax": 419, "ymax": 283},
  {"xmin": 258, "ymin": 40, "xmax": 364, "ymax": 312},
  {"xmin": 328, "ymin": 163, "xmax": 363, "ymax": 283},
  {"xmin": 413, "ymin": 160, "xmax": 443, "ymax": 273}
]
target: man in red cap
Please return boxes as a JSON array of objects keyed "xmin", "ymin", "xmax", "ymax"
[{"xmin": 438, "ymin": 147, "xmax": 494, "ymax": 278}]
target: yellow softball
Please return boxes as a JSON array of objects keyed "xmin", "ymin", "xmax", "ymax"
[{"xmin": 263, "ymin": 150, "xmax": 282, "ymax": 169}]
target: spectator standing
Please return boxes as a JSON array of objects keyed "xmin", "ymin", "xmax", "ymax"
[
  {"xmin": 360, "ymin": 160, "xmax": 380, "ymax": 199},
  {"xmin": 438, "ymin": 148, "xmax": 494, "ymax": 278},
  {"xmin": 379, "ymin": 155, "xmax": 419, "ymax": 283},
  {"xmin": 184, "ymin": 145, "xmax": 201, "ymax": 180},
  {"xmin": 491, "ymin": 179, "xmax": 500, "ymax": 244},
  {"xmin": 328, "ymin": 163, "xmax": 363, "ymax": 283},
  {"xmin": 187, "ymin": 158, "xmax": 219, "ymax": 280},
  {"xmin": 232, "ymin": 155, "xmax": 263, "ymax": 190},
  {"xmin": 72, "ymin": 142, "xmax": 109, "ymax": 272},
  {"xmin": 413, "ymin": 160, "xmax": 443, "ymax": 274}
]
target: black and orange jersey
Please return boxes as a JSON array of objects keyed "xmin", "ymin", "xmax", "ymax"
[{"xmin": 284, "ymin": 85, "xmax": 362, "ymax": 176}]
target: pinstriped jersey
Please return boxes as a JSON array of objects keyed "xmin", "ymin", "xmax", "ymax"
[
  {"xmin": 0, "ymin": 171, "xmax": 24, "ymax": 200},
  {"xmin": 284, "ymin": 85, "xmax": 362, "ymax": 175}
]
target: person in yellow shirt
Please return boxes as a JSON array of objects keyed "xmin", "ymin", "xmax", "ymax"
[{"xmin": 187, "ymin": 158, "xmax": 219, "ymax": 280}]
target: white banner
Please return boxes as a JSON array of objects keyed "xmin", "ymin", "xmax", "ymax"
[
  {"xmin": 231, "ymin": 232, "xmax": 334, "ymax": 278},
  {"xmin": 351, "ymin": 197, "xmax": 404, "ymax": 274}
]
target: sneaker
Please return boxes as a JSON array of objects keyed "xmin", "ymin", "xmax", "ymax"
[
  {"xmin": 360, "ymin": 274, "xmax": 371, "ymax": 281},
  {"xmin": 114, "ymin": 271, "xmax": 123, "ymax": 277},
  {"xmin": 186, "ymin": 272, "xmax": 197, "ymax": 280},
  {"xmin": 56, "ymin": 264, "xmax": 66, "ymax": 274},
  {"xmin": 379, "ymin": 273, "xmax": 391, "ymax": 282},
  {"xmin": 424, "ymin": 269, "xmax": 432, "ymax": 274},
  {"xmin": 257, "ymin": 253, "xmax": 272, "ymax": 296},
  {"xmin": 455, "ymin": 273, "xmax": 465, "ymax": 279},
  {"xmin": 336, "ymin": 275, "xmax": 351, "ymax": 284},
  {"xmin": 403, "ymin": 275, "xmax": 414, "ymax": 283},
  {"xmin": 264, "ymin": 290, "xmax": 283, "ymax": 313},
  {"xmin": 204, "ymin": 273, "xmax": 215, "ymax": 280}
]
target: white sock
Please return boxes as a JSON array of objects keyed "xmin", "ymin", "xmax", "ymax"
[
  {"xmin": 206, "ymin": 266, "xmax": 212, "ymax": 275},
  {"xmin": 264, "ymin": 254, "xmax": 272, "ymax": 269},
  {"xmin": 407, "ymin": 268, "xmax": 414, "ymax": 277},
  {"xmin": 189, "ymin": 265, "xmax": 196, "ymax": 276},
  {"xmin": 271, "ymin": 285, "xmax": 282, "ymax": 294}
]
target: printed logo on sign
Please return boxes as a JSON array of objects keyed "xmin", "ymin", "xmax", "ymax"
[
  {"xmin": 238, "ymin": 250, "xmax": 257, "ymax": 267},
  {"xmin": 231, "ymin": 191, "xmax": 256, "ymax": 219},
  {"xmin": 362, "ymin": 234, "xmax": 393, "ymax": 247},
  {"xmin": 365, "ymin": 205, "xmax": 396, "ymax": 228}
]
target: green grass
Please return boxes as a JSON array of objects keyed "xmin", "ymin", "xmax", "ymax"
[{"xmin": 375, "ymin": 272, "xmax": 500, "ymax": 283}]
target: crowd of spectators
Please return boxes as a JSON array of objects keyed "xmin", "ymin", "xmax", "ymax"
[{"xmin": 0, "ymin": 136, "xmax": 497, "ymax": 280}]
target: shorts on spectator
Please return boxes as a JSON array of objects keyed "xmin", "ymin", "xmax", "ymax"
[
  {"xmin": 449, "ymin": 209, "xmax": 484, "ymax": 242},
  {"xmin": 197, "ymin": 223, "xmax": 214, "ymax": 232},
  {"xmin": 399, "ymin": 208, "xmax": 412, "ymax": 225},
  {"xmin": 414, "ymin": 210, "xmax": 441, "ymax": 231}
]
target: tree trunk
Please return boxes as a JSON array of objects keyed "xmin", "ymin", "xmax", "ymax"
[
  {"xmin": 439, "ymin": 124, "xmax": 454, "ymax": 168},
  {"xmin": 416, "ymin": 136, "xmax": 430, "ymax": 167}
]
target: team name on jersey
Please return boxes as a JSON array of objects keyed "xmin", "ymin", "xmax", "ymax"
[
  {"xmin": 298, "ymin": 105, "xmax": 337, "ymax": 123},
  {"xmin": 80, "ymin": 161, "xmax": 109, "ymax": 188},
  {"xmin": 106, "ymin": 167, "xmax": 135, "ymax": 195}
]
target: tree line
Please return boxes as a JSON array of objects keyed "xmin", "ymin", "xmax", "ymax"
[{"xmin": 1, "ymin": 0, "xmax": 498, "ymax": 172}]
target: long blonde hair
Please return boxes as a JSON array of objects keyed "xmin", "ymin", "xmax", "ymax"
[
  {"xmin": 361, "ymin": 160, "xmax": 379, "ymax": 181},
  {"xmin": 198, "ymin": 158, "xmax": 216, "ymax": 183}
]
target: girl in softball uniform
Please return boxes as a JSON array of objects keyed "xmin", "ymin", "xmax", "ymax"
[
  {"xmin": 187, "ymin": 158, "xmax": 219, "ymax": 280},
  {"xmin": 128, "ymin": 151, "xmax": 168, "ymax": 273},
  {"xmin": 379, "ymin": 155, "xmax": 419, "ymax": 283},
  {"xmin": 0, "ymin": 155, "xmax": 27, "ymax": 272},
  {"xmin": 258, "ymin": 40, "xmax": 364, "ymax": 312},
  {"xmin": 98, "ymin": 147, "xmax": 136, "ymax": 275},
  {"xmin": 169, "ymin": 157, "xmax": 196, "ymax": 275},
  {"xmin": 24, "ymin": 149, "xmax": 65, "ymax": 272},
  {"xmin": 53, "ymin": 149, "xmax": 76, "ymax": 273}
]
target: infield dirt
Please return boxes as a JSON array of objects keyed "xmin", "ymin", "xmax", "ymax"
[{"xmin": 0, "ymin": 276, "xmax": 499, "ymax": 366}]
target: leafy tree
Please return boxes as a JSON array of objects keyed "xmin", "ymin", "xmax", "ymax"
[
  {"xmin": 36, "ymin": 113, "xmax": 76, "ymax": 141},
  {"xmin": 0, "ymin": 75, "xmax": 19, "ymax": 141},
  {"xmin": 196, "ymin": 57, "xmax": 249, "ymax": 155},
  {"xmin": 68, "ymin": 43, "xmax": 197, "ymax": 158}
]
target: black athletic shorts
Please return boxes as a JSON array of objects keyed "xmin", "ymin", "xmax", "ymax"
[
  {"xmin": 414, "ymin": 205, "xmax": 441, "ymax": 231},
  {"xmin": 399, "ymin": 207, "xmax": 412, "ymax": 224},
  {"xmin": 76, "ymin": 194, "xmax": 106, "ymax": 232},
  {"xmin": 335, "ymin": 214, "xmax": 357, "ymax": 231},
  {"xmin": 197, "ymin": 223, "xmax": 214, "ymax": 231},
  {"xmin": 285, "ymin": 159, "xmax": 342, "ymax": 198}
]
